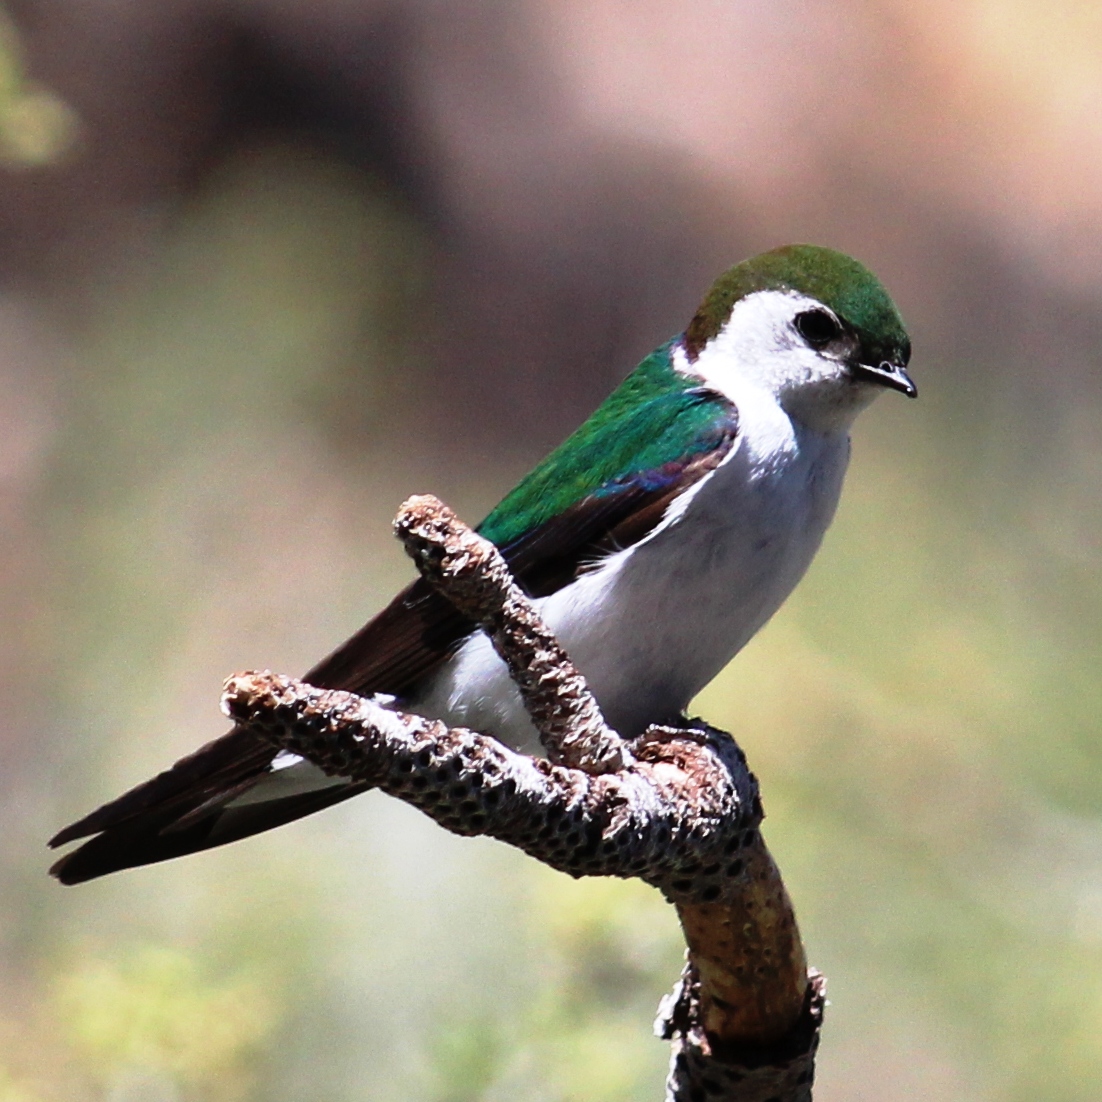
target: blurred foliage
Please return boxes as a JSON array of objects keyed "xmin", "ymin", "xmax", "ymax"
[
  {"xmin": 0, "ymin": 9, "xmax": 75, "ymax": 166},
  {"xmin": 55, "ymin": 946, "xmax": 279, "ymax": 1101},
  {"xmin": 6, "ymin": 15, "xmax": 1102, "ymax": 1098},
  {"xmin": 0, "ymin": 1067, "xmax": 40, "ymax": 1102},
  {"xmin": 428, "ymin": 1015, "xmax": 507, "ymax": 1102}
]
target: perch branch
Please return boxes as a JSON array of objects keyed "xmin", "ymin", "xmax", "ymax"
[
  {"xmin": 221, "ymin": 495, "xmax": 824, "ymax": 1101},
  {"xmin": 394, "ymin": 494, "xmax": 629, "ymax": 774}
]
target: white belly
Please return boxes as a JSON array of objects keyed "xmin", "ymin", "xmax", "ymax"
[{"xmin": 408, "ymin": 410, "xmax": 851, "ymax": 752}]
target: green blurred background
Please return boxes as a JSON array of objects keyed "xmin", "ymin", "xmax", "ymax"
[{"xmin": 2, "ymin": 1, "xmax": 1102, "ymax": 1098}]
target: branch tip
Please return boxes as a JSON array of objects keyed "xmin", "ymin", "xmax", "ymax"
[{"xmin": 393, "ymin": 493, "xmax": 631, "ymax": 774}]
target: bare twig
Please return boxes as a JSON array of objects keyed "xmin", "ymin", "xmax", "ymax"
[
  {"xmin": 395, "ymin": 494, "xmax": 629, "ymax": 774},
  {"xmin": 221, "ymin": 674, "xmax": 756, "ymax": 896},
  {"xmin": 221, "ymin": 495, "xmax": 825, "ymax": 1101}
]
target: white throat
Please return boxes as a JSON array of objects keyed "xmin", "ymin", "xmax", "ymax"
[{"xmin": 679, "ymin": 289, "xmax": 880, "ymax": 434}]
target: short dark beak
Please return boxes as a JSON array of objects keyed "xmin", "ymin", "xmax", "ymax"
[{"xmin": 852, "ymin": 361, "xmax": 917, "ymax": 398}]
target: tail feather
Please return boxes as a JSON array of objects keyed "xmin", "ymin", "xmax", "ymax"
[
  {"xmin": 49, "ymin": 777, "xmax": 369, "ymax": 885},
  {"xmin": 47, "ymin": 726, "xmax": 369, "ymax": 884},
  {"xmin": 48, "ymin": 728, "xmax": 276, "ymax": 849},
  {"xmin": 48, "ymin": 575, "xmax": 469, "ymax": 883}
]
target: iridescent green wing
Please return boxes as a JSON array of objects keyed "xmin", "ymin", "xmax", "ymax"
[{"xmin": 312, "ymin": 340, "xmax": 738, "ymax": 693}]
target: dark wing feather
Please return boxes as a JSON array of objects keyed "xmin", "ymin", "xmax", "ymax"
[
  {"xmin": 49, "ymin": 728, "xmax": 273, "ymax": 849},
  {"xmin": 50, "ymin": 382, "xmax": 737, "ymax": 883},
  {"xmin": 51, "ymin": 782, "xmax": 373, "ymax": 885},
  {"xmin": 50, "ymin": 581, "xmax": 467, "ymax": 860}
]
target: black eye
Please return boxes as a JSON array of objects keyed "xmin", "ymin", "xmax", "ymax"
[{"xmin": 795, "ymin": 309, "xmax": 842, "ymax": 348}]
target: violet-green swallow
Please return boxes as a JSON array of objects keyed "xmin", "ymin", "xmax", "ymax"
[{"xmin": 49, "ymin": 244, "xmax": 914, "ymax": 883}]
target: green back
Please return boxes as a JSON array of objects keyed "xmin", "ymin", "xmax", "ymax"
[
  {"xmin": 478, "ymin": 245, "xmax": 907, "ymax": 549},
  {"xmin": 478, "ymin": 341, "xmax": 731, "ymax": 548}
]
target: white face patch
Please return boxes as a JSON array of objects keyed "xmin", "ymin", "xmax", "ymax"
[{"xmin": 676, "ymin": 289, "xmax": 881, "ymax": 433}]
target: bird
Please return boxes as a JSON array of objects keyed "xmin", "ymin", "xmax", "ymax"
[{"xmin": 49, "ymin": 243, "xmax": 914, "ymax": 884}]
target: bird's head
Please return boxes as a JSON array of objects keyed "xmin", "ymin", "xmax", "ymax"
[{"xmin": 680, "ymin": 245, "xmax": 914, "ymax": 431}]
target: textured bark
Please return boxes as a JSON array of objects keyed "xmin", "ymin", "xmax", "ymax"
[
  {"xmin": 222, "ymin": 495, "xmax": 825, "ymax": 1101},
  {"xmin": 395, "ymin": 494, "xmax": 629, "ymax": 774},
  {"xmin": 657, "ymin": 966, "xmax": 825, "ymax": 1102},
  {"xmin": 676, "ymin": 835, "xmax": 809, "ymax": 1044},
  {"xmin": 221, "ymin": 676, "xmax": 758, "ymax": 900}
]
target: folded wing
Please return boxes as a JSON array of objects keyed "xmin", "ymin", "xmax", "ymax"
[{"xmin": 50, "ymin": 359, "xmax": 737, "ymax": 883}]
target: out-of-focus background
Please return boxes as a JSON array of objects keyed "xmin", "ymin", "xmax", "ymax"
[{"xmin": 2, "ymin": 2, "xmax": 1102, "ymax": 1099}]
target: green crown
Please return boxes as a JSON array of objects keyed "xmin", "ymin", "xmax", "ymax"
[{"xmin": 685, "ymin": 245, "xmax": 910, "ymax": 366}]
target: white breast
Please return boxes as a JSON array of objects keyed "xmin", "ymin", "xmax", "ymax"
[{"xmin": 407, "ymin": 384, "xmax": 851, "ymax": 752}]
